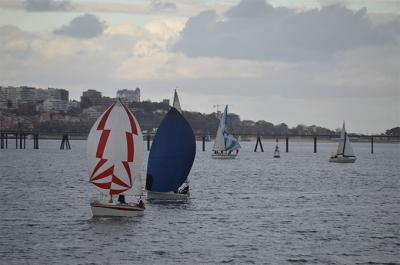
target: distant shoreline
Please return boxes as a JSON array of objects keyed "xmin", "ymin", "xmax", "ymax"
[{"xmin": 15, "ymin": 135, "xmax": 400, "ymax": 144}]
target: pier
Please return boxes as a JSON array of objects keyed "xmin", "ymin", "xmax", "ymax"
[{"xmin": 0, "ymin": 130, "xmax": 398, "ymax": 154}]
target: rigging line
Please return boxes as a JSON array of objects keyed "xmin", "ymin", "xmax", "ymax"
[{"xmin": 343, "ymin": 132, "xmax": 347, "ymax": 155}]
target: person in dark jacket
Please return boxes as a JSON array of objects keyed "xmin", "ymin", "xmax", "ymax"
[{"xmin": 117, "ymin": 194, "xmax": 126, "ymax": 204}]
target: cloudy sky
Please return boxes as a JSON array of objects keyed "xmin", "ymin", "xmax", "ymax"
[{"xmin": 0, "ymin": 0, "xmax": 399, "ymax": 133}]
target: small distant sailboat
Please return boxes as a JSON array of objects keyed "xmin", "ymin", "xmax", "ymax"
[
  {"xmin": 212, "ymin": 105, "xmax": 241, "ymax": 159},
  {"xmin": 329, "ymin": 121, "xmax": 356, "ymax": 163},
  {"xmin": 87, "ymin": 99, "xmax": 145, "ymax": 217},
  {"xmin": 146, "ymin": 90, "xmax": 196, "ymax": 201},
  {"xmin": 273, "ymin": 139, "xmax": 280, "ymax": 158}
]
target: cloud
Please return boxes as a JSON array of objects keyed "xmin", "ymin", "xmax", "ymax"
[
  {"xmin": 53, "ymin": 14, "xmax": 106, "ymax": 38},
  {"xmin": 174, "ymin": 0, "xmax": 400, "ymax": 61},
  {"xmin": 150, "ymin": 0, "xmax": 176, "ymax": 12},
  {"xmin": 0, "ymin": 3, "xmax": 399, "ymax": 133},
  {"xmin": 23, "ymin": 0, "xmax": 74, "ymax": 12}
]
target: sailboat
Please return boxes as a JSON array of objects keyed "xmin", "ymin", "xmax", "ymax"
[
  {"xmin": 329, "ymin": 121, "xmax": 356, "ymax": 163},
  {"xmin": 87, "ymin": 99, "xmax": 145, "ymax": 216},
  {"xmin": 212, "ymin": 105, "xmax": 241, "ymax": 159},
  {"xmin": 146, "ymin": 90, "xmax": 196, "ymax": 201},
  {"xmin": 273, "ymin": 139, "xmax": 280, "ymax": 158}
]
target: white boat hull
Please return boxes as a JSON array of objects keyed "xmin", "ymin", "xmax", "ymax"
[
  {"xmin": 329, "ymin": 156, "xmax": 356, "ymax": 163},
  {"xmin": 90, "ymin": 201, "xmax": 144, "ymax": 217},
  {"xmin": 147, "ymin": 191, "xmax": 190, "ymax": 201},
  {"xmin": 212, "ymin": 153, "xmax": 237, "ymax": 159}
]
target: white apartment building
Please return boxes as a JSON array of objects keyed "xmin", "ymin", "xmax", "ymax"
[{"xmin": 116, "ymin": 88, "xmax": 140, "ymax": 104}]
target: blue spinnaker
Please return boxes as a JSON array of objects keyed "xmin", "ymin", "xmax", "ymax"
[
  {"xmin": 146, "ymin": 108, "xmax": 196, "ymax": 192},
  {"xmin": 225, "ymin": 134, "xmax": 241, "ymax": 151}
]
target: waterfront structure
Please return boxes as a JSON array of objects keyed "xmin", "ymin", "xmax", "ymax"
[
  {"xmin": 81, "ymin": 89, "xmax": 102, "ymax": 108},
  {"xmin": 0, "ymin": 86, "xmax": 68, "ymax": 109},
  {"xmin": 116, "ymin": 88, "xmax": 140, "ymax": 104},
  {"xmin": 43, "ymin": 99, "xmax": 68, "ymax": 113},
  {"xmin": 162, "ymin": 99, "xmax": 170, "ymax": 106},
  {"xmin": 46, "ymin": 88, "xmax": 69, "ymax": 101}
]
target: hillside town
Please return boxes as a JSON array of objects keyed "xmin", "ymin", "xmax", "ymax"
[
  {"xmin": 0, "ymin": 86, "xmax": 147, "ymax": 133},
  {"xmin": 0, "ymin": 85, "xmax": 397, "ymax": 137}
]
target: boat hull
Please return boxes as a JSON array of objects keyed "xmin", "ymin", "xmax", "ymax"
[
  {"xmin": 90, "ymin": 201, "xmax": 144, "ymax": 217},
  {"xmin": 212, "ymin": 153, "xmax": 237, "ymax": 159},
  {"xmin": 147, "ymin": 191, "xmax": 189, "ymax": 201},
  {"xmin": 329, "ymin": 156, "xmax": 356, "ymax": 163}
]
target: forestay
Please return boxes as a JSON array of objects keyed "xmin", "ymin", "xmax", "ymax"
[{"xmin": 87, "ymin": 100, "xmax": 144, "ymax": 195}]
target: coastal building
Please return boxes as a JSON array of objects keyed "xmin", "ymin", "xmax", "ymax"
[
  {"xmin": 43, "ymin": 99, "xmax": 68, "ymax": 113},
  {"xmin": 81, "ymin": 89, "xmax": 102, "ymax": 108},
  {"xmin": 46, "ymin": 88, "xmax": 69, "ymax": 101},
  {"xmin": 81, "ymin": 105, "xmax": 108, "ymax": 121},
  {"xmin": 162, "ymin": 99, "xmax": 170, "ymax": 106},
  {"xmin": 0, "ymin": 88, "xmax": 7, "ymax": 109},
  {"xmin": 0, "ymin": 86, "xmax": 68, "ymax": 109},
  {"xmin": 16, "ymin": 86, "xmax": 34, "ymax": 103},
  {"xmin": 67, "ymin": 100, "xmax": 80, "ymax": 110},
  {"xmin": 116, "ymin": 88, "xmax": 140, "ymax": 104}
]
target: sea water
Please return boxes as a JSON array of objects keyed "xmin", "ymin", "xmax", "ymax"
[{"xmin": 0, "ymin": 140, "xmax": 399, "ymax": 264}]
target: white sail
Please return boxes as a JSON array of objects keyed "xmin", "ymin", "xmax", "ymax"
[
  {"xmin": 343, "ymin": 132, "xmax": 355, "ymax": 157},
  {"xmin": 213, "ymin": 114, "xmax": 226, "ymax": 151},
  {"xmin": 335, "ymin": 120, "xmax": 355, "ymax": 157},
  {"xmin": 87, "ymin": 100, "xmax": 144, "ymax": 195},
  {"xmin": 213, "ymin": 107, "xmax": 227, "ymax": 151},
  {"xmin": 336, "ymin": 121, "xmax": 345, "ymax": 155},
  {"xmin": 125, "ymin": 171, "xmax": 144, "ymax": 196},
  {"xmin": 173, "ymin": 89, "xmax": 182, "ymax": 113}
]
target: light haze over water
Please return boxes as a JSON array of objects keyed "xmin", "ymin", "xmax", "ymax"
[{"xmin": 0, "ymin": 140, "xmax": 399, "ymax": 264}]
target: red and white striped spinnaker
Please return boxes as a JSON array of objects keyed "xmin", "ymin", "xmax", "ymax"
[{"xmin": 87, "ymin": 100, "xmax": 144, "ymax": 195}]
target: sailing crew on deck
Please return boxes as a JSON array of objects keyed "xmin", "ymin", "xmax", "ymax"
[
  {"xmin": 137, "ymin": 199, "xmax": 145, "ymax": 209},
  {"xmin": 117, "ymin": 194, "xmax": 126, "ymax": 204},
  {"xmin": 180, "ymin": 186, "xmax": 189, "ymax": 194}
]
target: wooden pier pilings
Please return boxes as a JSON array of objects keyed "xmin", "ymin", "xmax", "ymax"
[
  {"xmin": 0, "ymin": 132, "xmax": 6, "ymax": 149},
  {"xmin": 286, "ymin": 137, "xmax": 289, "ymax": 153},
  {"xmin": 371, "ymin": 137, "xmax": 374, "ymax": 154},
  {"xmin": 0, "ymin": 132, "xmax": 39, "ymax": 149},
  {"xmin": 313, "ymin": 137, "xmax": 317, "ymax": 153},
  {"xmin": 254, "ymin": 136, "xmax": 264, "ymax": 152},
  {"xmin": 0, "ymin": 131, "xmax": 395, "ymax": 154},
  {"xmin": 147, "ymin": 135, "xmax": 151, "ymax": 151},
  {"xmin": 60, "ymin": 134, "xmax": 71, "ymax": 150},
  {"xmin": 33, "ymin": 134, "xmax": 39, "ymax": 149}
]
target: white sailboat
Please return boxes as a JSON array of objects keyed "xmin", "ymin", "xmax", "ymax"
[
  {"xmin": 273, "ymin": 139, "xmax": 280, "ymax": 158},
  {"xmin": 329, "ymin": 121, "xmax": 356, "ymax": 163},
  {"xmin": 212, "ymin": 105, "xmax": 241, "ymax": 159},
  {"xmin": 87, "ymin": 99, "xmax": 145, "ymax": 217}
]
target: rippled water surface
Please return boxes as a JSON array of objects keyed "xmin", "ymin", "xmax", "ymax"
[{"xmin": 0, "ymin": 140, "xmax": 399, "ymax": 264}]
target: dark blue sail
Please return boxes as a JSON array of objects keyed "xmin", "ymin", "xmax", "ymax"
[{"xmin": 146, "ymin": 108, "xmax": 196, "ymax": 192}]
